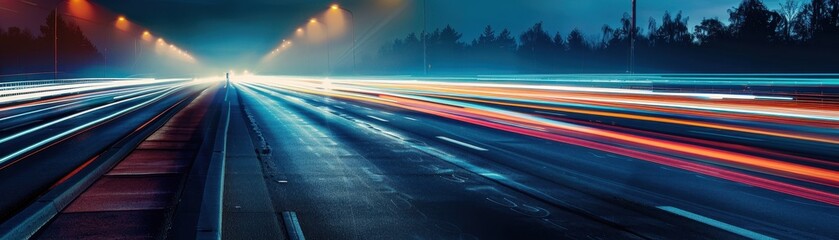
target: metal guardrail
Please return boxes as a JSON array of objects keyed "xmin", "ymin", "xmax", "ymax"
[
  {"xmin": 0, "ymin": 78, "xmax": 151, "ymax": 98},
  {"xmin": 1, "ymin": 79, "xmax": 92, "ymax": 97}
]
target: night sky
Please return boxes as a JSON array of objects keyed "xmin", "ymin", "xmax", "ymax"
[{"xmin": 11, "ymin": 0, "xmax": 784, "ymax": 69}]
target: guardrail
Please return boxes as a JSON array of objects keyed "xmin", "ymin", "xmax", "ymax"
[{"xmin": 0, "ymin": 78, "xmax": 140, "ymax": 98}]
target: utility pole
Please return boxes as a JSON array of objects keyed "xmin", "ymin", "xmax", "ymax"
[
  {"xmin": 54, "ymin": 8, "xmax": 58, "ymax": 81},
  {"xmin": 327, "ymin": 23, "xmax": 331, "ymax": 76},
  {"xmin": 422, "ymin": 0, "xmax": 428, "ymax": 75},
  {"xmin": 335, "ymin": 6, "xmax": 356, "ymax": 75},
  {"xmin": 344, "ymin": 9, "xmax": 356, "ymax": 75},
  {"xmin": 630, "ymin": 0, "xmax": 636, "ymax": 74}
]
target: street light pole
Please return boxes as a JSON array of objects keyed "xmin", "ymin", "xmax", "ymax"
[
  {"xmin": 331, "ymin": 4, "xmax": 356, "ymax": 75},
  {"xmin": 338, "ymin": 7, "xmax": 356, "ymax": 75},
  {"xmin": 422, "ymin": 0, "xmax": 428, "ymax": 75},
  {"xmin": 326, "ymin": 22, "xmax": 331, "ymax": 76},
  {"xmin": 54, "ymin": 7, "xmax": 58, "ymax": 81},
  {"xmin": 630, "ymin": 0, "xmax": 636, "ymax": 75}
]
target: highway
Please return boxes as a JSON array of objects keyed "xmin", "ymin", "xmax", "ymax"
[
  {"xmin": 0, "ymin": 78, "xmax": 213, "ymax": 222},
  {"xmin": 0, "ymin": 74, "xmax": 836, "ymax": 239},
  {"xmin": 231, "ymin": 75, "xmax": 839, "ymax": 239}
]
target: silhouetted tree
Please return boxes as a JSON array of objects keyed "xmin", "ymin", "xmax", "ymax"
[
  {"xmin": 552, "ymin": 32, "xmax": 566, "ymax": 50},
  {"xmin": 566, "ymin": 28, "xmax": 589, "ymax": 53},
  {"xmin": 695, "ymin": 18, "xmax": 731, "ymax": 45},
  {"xmin": 468, "ymin": 26, "xmax": 517, "ymax": 70},
  {"xmin": 0, "ymin": 27, "xmax": 43, "ymax": 74},
  {"xmin": 778, "ymin": 0, "xmax": 803, "ymax": 41},
  {"xmin": 423, "ymin": 25, "xmax": 465, "ymax": 70},
  {"xmin": 0, "ymin": 10, "xmax": 101, "ymax": 76},
  {"xmin": 793, "ymin": 0, "xmax": 839, "ymax": 44},
  {"xmin": 473, "ymin": 25, "xmax": 497, "ymax": 50},
  {"xmin": 372, "ymin": 0, "xmax": 839, "ymax": 74},
  {"xmin": 565, "ymin": 28, "xmax": 592, "ymax": 71},
  {"xmin": 728, "ymin": 0, "xmax": 784, "ymax": 44},
  {"xmin": 497, "ymin": 29, "xmax": 517, "ymax": 51},
  {"xmin": 518, "ymin": 22, "xmax": 554, "ymax": 64},
  {"xmin": 649, "ymin": 11, "xmax": 692, "ymax": 47}
]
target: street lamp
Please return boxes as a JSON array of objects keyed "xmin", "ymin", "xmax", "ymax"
[{"xmin": 329, "ymin": 3, "xmax": 357, "ymax": 74}]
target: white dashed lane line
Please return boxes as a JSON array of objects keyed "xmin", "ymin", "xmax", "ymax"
[
  {"xmin": 367, "ymin": 115, "xmax": 389, "ymax": 122},
  {"xmin": 436, "ymin": 136, "xmax": 488, "ymax": 152},
  {"xmin": 657, "ymin": 206, "xmax": 776, "ymax": 240}
]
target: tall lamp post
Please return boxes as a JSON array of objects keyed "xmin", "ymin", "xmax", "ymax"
[
  {"xmin": 422, "ymin": 0, "xmax": 428, "ymax": 75},
  {"xmin": 330, "ymin": 4, "xmax": 356, "ymax": 75},
  {"xmin": 54, "ymin": 6, "xmax": 58, "ymax": 81},
  {"xmin": 53, "ymin": 1, "xmax": 68, "ymax": 81},
  {"xmin": 311, "ymin": 18, "xmax": 330, "ymax": 75},
  {"xmin": 630, "ymin": 0, "xmax": 637, "ymax": 74}
]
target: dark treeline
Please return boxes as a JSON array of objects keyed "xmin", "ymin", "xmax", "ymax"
[
  {"xmin": 0, "ymin": 11, "xmax": 102, "ymax": 76},
  {"xmin": 372, "ymin": 0, "xmax": 839, "ymax": 74}
]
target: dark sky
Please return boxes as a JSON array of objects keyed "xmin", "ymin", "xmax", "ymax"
[{"xmin": 65, "ymin": 0, "xmax": 782, "ymax": 69}]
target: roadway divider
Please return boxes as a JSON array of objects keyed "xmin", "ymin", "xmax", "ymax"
[
  {"xmin": 196, "ymin": 84, "xmax": 231, "ymax": 239},
  {"xmin": 168, "ymin": 84, "xmax": 230, "ymax": 239}
]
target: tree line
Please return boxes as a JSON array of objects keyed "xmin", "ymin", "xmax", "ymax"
[
  {"xmin": 371, "ymin": 0, "xmax": 839, "ymax": 74},
  {"xmin": 0, "ymin": 11, "xmax": 102, "ymax": 76}
]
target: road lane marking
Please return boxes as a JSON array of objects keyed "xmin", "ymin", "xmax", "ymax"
[
  {"xmin": 436, "ymin": 136, "xmax": 488, "ymax": 151},
  {"xmin": 282, "ymin": 211, "xmax": 306, "ymax": 240},
  {"xmin": 404, "ymin": 117, "xmax": 418, "ymax": 121},
  {"xmin": 367, "ymin": 115, "xmax": 389, "ymax": 122},
  {"xmin": 0, "ymin": 119, "xmax": 41, "ymax": 132},
  {"xmin": 689, "ymin": 130, "xmax": 763, "ymax": 142},
  {"xmin": 0, "ymin": 101, "xmax": 75, "ymax": 122},
  {"xmin": 657, "ymin": 206, "xmax": 775, "ymax": 240},
  {"xmin": 534, "ymin": 110, "xmax": 567, "ymax": 117}
]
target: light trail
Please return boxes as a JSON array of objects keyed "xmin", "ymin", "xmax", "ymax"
[
  {"xmin": 0, "ymin": 85, "xmax": 168, "ymax": 122},
  {"xmin": 234, "ymin": 75, "xmax": 839, "ymax": 206},
  {"xmin": 0, "ymin": 80, "xmax": 198, "ymax": 166},
  {"xmin": 0, "ymin": 78, "xmax": 188, "ymax": 105}
]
